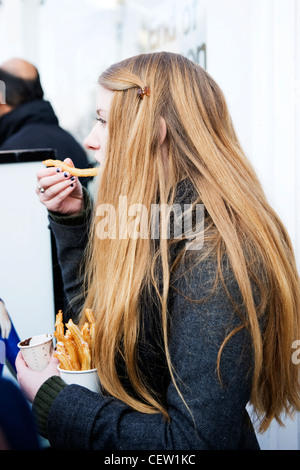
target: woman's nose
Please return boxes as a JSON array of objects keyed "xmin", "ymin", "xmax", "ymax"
[{"xmin": 84, "ymin": 125, "xmax": 100, "ymax": 150}]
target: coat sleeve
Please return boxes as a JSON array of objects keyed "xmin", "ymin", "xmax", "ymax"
[
  {"xmin": 48, "ymin": 188, "xmax": 92, "ymax": 318},
  {"xmin": 46, "ymin": 254, "xmax": 259, "ymax": 450}
]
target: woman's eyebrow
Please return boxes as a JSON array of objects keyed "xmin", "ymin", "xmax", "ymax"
[{"xmin": 96, "ymin": 108, "xmax": 107, "ymax": 116}]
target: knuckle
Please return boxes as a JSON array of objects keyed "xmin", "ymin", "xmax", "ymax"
[
  {"xmin": 45, "ymin": 186, "xmax": 55, "ymax": 198},
  {"xmin": 55, "ymin": 190, "xmax": 67, "ymax": 203}
]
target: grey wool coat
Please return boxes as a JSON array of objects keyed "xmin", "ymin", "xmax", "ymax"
[{"xmin": 32, "ymin": 179, "xmax": 260, "ymax": 450}]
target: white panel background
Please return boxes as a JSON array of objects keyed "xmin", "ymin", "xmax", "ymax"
[
  {"xmin": 207, "ymin": 0, "xmax": 300, "ymax": 450},
  {"xmin": 0, "ymin": 162, "xmax": 55, "ymax": 344}
]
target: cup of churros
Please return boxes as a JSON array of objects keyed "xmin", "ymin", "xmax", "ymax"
[{"xmin": 54, "ymin": 309, "xmax": 100, "ymax": 393}]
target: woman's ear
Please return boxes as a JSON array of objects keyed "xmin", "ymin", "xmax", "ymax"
[{"xmin": 159, "ymin": 117, "xmax": 167, "ymax": 145}]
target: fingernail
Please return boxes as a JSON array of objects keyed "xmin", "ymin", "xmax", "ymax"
[
  {"xmin": 56, "ymin": 167, "xmax": 61, "ymax": 172},
  {"xmin": 70, "ymin": 183, "xmax": 74, "ymax": 187},
  {"xmin": 64, "ymin": 172, "xmax": 69, "ymax": 177},
  {"xmin": 70, "ymin": 176, "xmax": 75, "ymax": 181}
]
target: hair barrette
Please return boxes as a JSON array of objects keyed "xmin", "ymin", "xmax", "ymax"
[{"xmin": 137, "ymin": 86, "xmax": 150, "ymax": 100}]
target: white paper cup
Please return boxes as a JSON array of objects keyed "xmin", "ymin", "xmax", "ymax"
[
  {"xmin": 18, "ymin": 334, "xmax": 53, "ymax": 371},
  {"xmin": 57, "ymin": 366, "xmax": 101, "ymax": 393}
]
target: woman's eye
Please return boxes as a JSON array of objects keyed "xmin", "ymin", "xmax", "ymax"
[{"xmin": 96, "ymin": 117, "xmax": 106, "ymax": 125}]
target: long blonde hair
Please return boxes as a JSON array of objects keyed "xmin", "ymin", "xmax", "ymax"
[{"xmin": 81, "ymin": 52, "xmax": 300, "ymax": 432}]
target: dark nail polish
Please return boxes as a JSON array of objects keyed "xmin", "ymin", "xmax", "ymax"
[
  {"xmin": 70, "ymin": 176, "xmax": 75, "ymax": 181},
  {"xmin": 56, "ymin": 167, "xmax": 61, "ymax": 172},
  {"xmin": 64, "ymin": 172, "xmax": 68, "ymax": 177},
  {"xmin": 70, "ymin": 183, "xmax": 74, "ymax": 187}
]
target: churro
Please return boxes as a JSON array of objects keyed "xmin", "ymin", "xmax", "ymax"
[
  {"xmin": 54, "ymin": 331, "xmax": 81, "ymax": 370},
  {"xmin": 65, "ymin": 319, "xmax": 91, "ymax": 370},
  {"xmin": 43, "ymin": 159, "xmax": 99, "ymax": 177},
  {"xmin": 54, "ymin": 350, "xmax": 73, "ymax": 371},
  {"xmin": 53, "ymin": 309, "xmax": 96, "ymax": 371},
  {"xmin": 54, "ymin": 309, "xmax": 64, "ymax": 336},
  {"xmin": 81, "ymin": 322, "xmax": 91, "ymax": 348}
]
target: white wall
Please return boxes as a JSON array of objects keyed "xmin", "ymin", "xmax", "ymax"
[
  {"xmin": 297, "ymin": 0, "xmax": 300, "ymax": 265},
  {"xmin": 207, "ymin": 0, "xmax": 300, "ymax": 450},
  {"xmin": 0, "ymin": 0, "xmax": 24, "ymax": 60},
  {"xmin": 37, "ymin": 0, "xmax": 120, "ymax": 144},
  {"xmin": 207, "ymin": 0, "xmax": 253, "ymax": 158},
  {"xmin": 207, "ymin": 0, "xmax": 299, "ymax": 265},
  {"xmin": 0, "ymin": 161, "xmax": 55, "ymax": 384}
]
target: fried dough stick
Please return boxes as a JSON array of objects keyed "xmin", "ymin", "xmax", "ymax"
[
  {"xmin": 55, "ymin": 309, "xmax": 64, "ymax": 336},
  {"xmin": 81, "ymin": 322, "xmax": 91, "ymax": 349},
  {"xmin": 54, "ymin": 331, "xmax": 81, "ymax": 371},
  {"xmin": 43, "ymin": 159, "xmax": 99, "ymax": 177},
  {"xmin": 66, "ymin": 319, "xmax": 91, "ymax": 370},
  {"xmin": 54, "ymin": 350, "xmax": 73, "ymax": 370}
]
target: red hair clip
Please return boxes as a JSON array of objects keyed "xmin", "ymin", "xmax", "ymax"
[{"xmin": 137, "ymin": 86, "xmax": 150, "ymax": 100}]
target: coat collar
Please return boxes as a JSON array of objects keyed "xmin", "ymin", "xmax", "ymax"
[{"xmin": 0, "ymin": 100, "xmax": 58, "ymax": 145}]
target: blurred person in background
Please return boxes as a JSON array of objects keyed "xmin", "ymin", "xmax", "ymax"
[
  {"xmin": 0, "ymin": 300, "xmax": 39, "ymax": 450},
  {"xmin": 0, "ymin": 298, "xmax": 20, "ymax": 377},
  {"xmin": 0, "ymin": 377, "xmax": 40, "ymax": 450},
  {"xmin": 0, "ymin": 57, "xmax": 88, "ymax": 169},
  {"xmin": 16, "ymin": 52, "xmax": 300, "ymax": 450}
]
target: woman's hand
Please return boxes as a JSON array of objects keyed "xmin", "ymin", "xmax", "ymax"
[
  {"xmin": 36, "ymin": 158, "xmax": 84, "ymax": 215},
  {"xmin": 16, "ymin": 352, "xmax": 60, "ymax": 404}
]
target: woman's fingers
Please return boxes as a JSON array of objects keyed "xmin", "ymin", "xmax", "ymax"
[
  {"xmin": 36, "ymin": 158, "xmax": 76, "ymax": 189},
  {"xmin": 37, "ymin": 174, "xmax": 76, "ymax": 198},
  {"xmin": 36, "ymin": 166, "xmax": 59, "ymax": 180},
  {"xmin": 37, "ymin": 168, "xmax": 74, "ymax": 189},
  {"xmin": 36, "ymin": 168, "xmax": 77, "ymax": 207},
  {"xmin": 43, "ymin": 184, "xmax": 77, "ymax": 212},
  {"xmin": 36, "ymin": 158, "xmax": 75, "ymax": 179},
  {"xmin": 37, "ymin": 179, "xmax": 79, "ymax": 212},
  {"xmin": 63, "ymin": 157, "xmax": 75, "ymax": 168},
  {"xmin": 36, "ymin": 159, "xmax": 83, "ymax": 214}
]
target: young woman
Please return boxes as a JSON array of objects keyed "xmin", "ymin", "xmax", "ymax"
[{"xmin": 16, "ymin": 52, "xmax": 300, "ymax": 450}]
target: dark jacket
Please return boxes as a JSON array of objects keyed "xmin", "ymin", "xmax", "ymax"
[
  {"xmin": 0, "ymin": 378, "xmax": 40, "ymax": 450},
  {"xmin": 32, "ymin": 179, "xmax": 260, "ymax": 450},
  {"xmin": 0, "ymin": 99, "xmax": 88, "ymax": 168}
]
